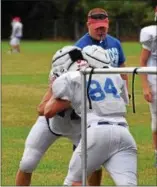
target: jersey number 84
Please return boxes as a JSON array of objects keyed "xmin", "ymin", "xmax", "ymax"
[{"xmin": 88, "ymin": 78, "xmax": 120, "ymax": 101}]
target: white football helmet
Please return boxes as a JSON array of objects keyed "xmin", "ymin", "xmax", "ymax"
[
  {"xmin": 51, "ymin": 45, "xmax": 82, "ymax": 77},
  {"xmin": 82, "ymin": 45, "xmax": 112, "ymax": 68}
]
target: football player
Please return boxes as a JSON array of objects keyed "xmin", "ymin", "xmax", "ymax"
[
  {"xmin": 139, "ymin": 6, "xmax": 157, "ymax": 167},
  {"xmin": 44, "ymin": 45, "xmax": 137, "ymax": 186}
]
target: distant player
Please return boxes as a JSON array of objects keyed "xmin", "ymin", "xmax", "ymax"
[
  {"xmin": 44, "ymin": 45, "xmax": 137, "ymax": 186},
  {"xmin": 139, "ymin": 6, "xmax": 157, "ymax": 167},
  {"xmin": 9, "ymin": 17, "xmax": 23, "ymax": 53}
]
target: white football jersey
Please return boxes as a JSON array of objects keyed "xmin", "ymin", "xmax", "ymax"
[
  {"xmin": 140, "ymin": 25, "xmax": 157, "ymax": 84},
  {"xmin": 11, "ymin": 21, "xmax": 23, "ymax": 38},
  {"xmin": 52, "ymin": 71, "xmax": 129, "ymax": 125},
  {"xmin": 48, "ymin": 56, "xmax": 80, "ymax": 135}
]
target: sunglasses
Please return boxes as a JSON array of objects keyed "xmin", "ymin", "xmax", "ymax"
[{"xmin": 88, "ymin": 13, "xmax": 108, "ymax": 20}]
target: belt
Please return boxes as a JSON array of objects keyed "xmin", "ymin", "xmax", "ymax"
[
  {"xmin": 98, "ymin": 121, "xmax": 127, "ymax": 127},
  {"xmin": 87, "ymin": 121, "xmax": 127, "ymax": 129}
]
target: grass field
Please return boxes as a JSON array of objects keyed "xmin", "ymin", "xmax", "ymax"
[{"xmin": 2, "ymin": 41, "xmax": 157, "ymax": 186}]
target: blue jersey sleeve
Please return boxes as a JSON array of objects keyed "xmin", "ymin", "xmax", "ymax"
[{"xmin": 75, "ymin": 39, "xmax": 86, "ymax": 49}]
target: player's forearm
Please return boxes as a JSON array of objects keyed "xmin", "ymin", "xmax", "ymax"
[
  {"xmin": 37, "ymin": 87, "xmax": 52, "ymax": 116},
  {"xmin": 121, "ymin": 81, "xmax": 129, "ymax": 105},
  {"xmin": 120, "ymin": 74, "xmax": 128, "ymax": 90},
  {"xmin": 119, "ymin": 64, "xmax": 129, "ymax": 91},
  {"xmin": 140, "ymin": 49, "xmax": 150, "ymax": 90},
  {"xmin": 44, "ymin": 96, "xmax": 70, "ymax": 118},
  {"xmin": 44, "ymin": 98, "xmax": 71, "ymax": 118},
  {"xmin": 140, "ymin": 73, "xmax": 149, "ymax": 90}
]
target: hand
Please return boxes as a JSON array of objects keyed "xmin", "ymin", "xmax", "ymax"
[{"xmin": 143, "ymin": 86, "xmax": 152, "ymax": 103}]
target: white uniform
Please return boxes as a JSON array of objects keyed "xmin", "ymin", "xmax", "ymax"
[
  {"xmin": 19, "ymin": 46, "xmax": 82, "ymax": 173},
  {"xmin": 140, "ymin": 25, "xmax": 157, "ymax": 132},
  {"xmin": 10, "ymin": 21, "xmax": 23, "ymax": 46},
  {"xmin": 52, "ymin": 71, "xmax": 137, "ymax": 186}
]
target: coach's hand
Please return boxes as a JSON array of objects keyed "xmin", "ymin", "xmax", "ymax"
[{"xmin": 143, "ymin": 87, "xmax": 152, "ymax": 103}]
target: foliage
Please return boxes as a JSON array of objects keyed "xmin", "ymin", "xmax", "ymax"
[{"xmin": 2, "ymin": 0, "xmax": 155, "ymax": 39}]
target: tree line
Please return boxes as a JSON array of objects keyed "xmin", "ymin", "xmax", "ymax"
[{"xmin": 2, "ymin": 0, "xmax": 156, "ymax": 40}]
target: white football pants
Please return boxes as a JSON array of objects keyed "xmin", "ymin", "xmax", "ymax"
[
  {"xmin": 149, "ymin": 83, "xmax": 157, "ymax": 132},
  {"xmin": 64, "ymin": 123, "xmax": 137, "ymax": 186},
  {"xmin": 10, "ymin": 37, "xmax": 20, "ymax": 46},
  {"xmin": 19, "ymin": 116, "xmax": 81, "ymax": 173}
]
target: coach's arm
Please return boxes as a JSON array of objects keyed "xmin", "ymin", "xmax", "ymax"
[
  {"xmin": 120, "ymin": 63, "xmax": 129, "ymax": 90},
  {"xmin": 140, "ymin": 48, "xmax": 152, "ymax": 102}
]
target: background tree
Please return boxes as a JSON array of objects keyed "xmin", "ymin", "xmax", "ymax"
[{"xmin": 1, "ymin": 0, "xmax": 155, "ymax": 40}]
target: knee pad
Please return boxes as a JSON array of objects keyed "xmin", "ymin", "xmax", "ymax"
[
  {"xmin": 19, "ymin": 147, "xmax": 43, "ymax": 173},
  {"xmin": 151, "ymin": 114, "xmax": 157, "ymax": 132}
]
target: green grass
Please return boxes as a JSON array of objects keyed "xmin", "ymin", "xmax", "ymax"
[{"xmin": 1, "ymin": 41, "xmax": 157, "ymax": 186}]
